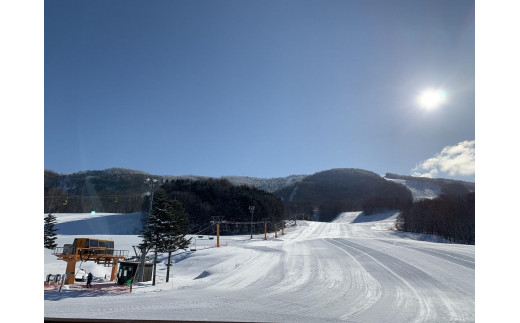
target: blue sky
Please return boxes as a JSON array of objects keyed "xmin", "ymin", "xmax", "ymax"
[{"xmin": 44, "ymin": 0, "xmax": 475, "ymax": 181}]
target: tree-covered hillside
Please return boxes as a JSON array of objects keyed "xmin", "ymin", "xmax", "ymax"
[
  {"xmin": 44, "ymin": 168, "xmax": 155, "ymax": 213},
  {"xmin": 396, "ymin": 192, "xmax": 475, "ymax": 244},
  {"xmin": 275, "ymin": 168, "xmax": 413, "ymax": 221},
  {"xmin": 44, "ymin": 168, "xmax": 304, "ymax": 214},
  {"xmin": 385, "ymin": 173, "xmax": 474, "ymax": 197},
  {"xmin": 44, "ymin": 167, "xmax": 475, "ymax": 240},
  {"xmin": 159, "ymin": 179, "xmax": 287, "ymax": 235},
  {"xmin": 224, "ymin": 175, "xmax": 307, "ymax": 193}
]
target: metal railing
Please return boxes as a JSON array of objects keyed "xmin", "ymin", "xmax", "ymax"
[
  {"xmin": 52, "ymin": 247, "xmax": 65, "ymax": 255},
  {"xmin": 52, "ymin": 247, "xmax": 129, "ymax": 258}
]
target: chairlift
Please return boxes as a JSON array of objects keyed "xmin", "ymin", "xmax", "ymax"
[
  {"xmin": 46, "ymin": 273, "xmax": 62, "ymax": 283},
  {"xmin": 75, "ymin": 269, "xmax": 87, "ymax": 282}
]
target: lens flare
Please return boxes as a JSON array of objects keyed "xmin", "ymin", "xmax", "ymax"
[{"xmin": 418, "ymin": 89, "xmax": 447, "ymax": 109}]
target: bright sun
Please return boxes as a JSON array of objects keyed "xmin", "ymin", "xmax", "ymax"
[{"xmin": 418, "ymin": 89, "xmax": 447, "ymax": 109}]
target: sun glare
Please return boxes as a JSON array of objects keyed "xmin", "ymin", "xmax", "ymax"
[{"xmin": 418, "ymin": 89, "xmax": 447, "ymax": 109}]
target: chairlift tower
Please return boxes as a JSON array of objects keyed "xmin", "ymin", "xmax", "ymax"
[
  {"xmin": 211, "ymin": 216, "xmax": 224, "ymax": 247},
  {"xmin": 138, "ymin": 178, "xmax": 160, "ymax": 283},
  {"xmin": 249, "ymin": 206, "xmax": 255, "ymax": 239}
]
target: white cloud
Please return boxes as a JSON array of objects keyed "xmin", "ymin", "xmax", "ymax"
[{"xmin": 412, "ymin": 140, "xmax": 475, "ymax": 178}]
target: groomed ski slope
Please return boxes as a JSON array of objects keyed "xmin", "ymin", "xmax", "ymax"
[{"xmin": 44, "ymin": 211, "xmax": 474, "ymax": 322}]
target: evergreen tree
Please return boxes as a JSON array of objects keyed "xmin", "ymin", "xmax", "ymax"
[
  {"xmin": 44, "ymin": 213, "xmax": 59, "ymax": 249},
  {"xmin": 161, "ymin": 198, "xmax": 191, "ymax": 282},
  {"xmin": 139, "ymin": 189, "xmax": 191, "ymax": 285},
  {"xmin": 139, "ymin": 189, "xmax": 167, "ymax": 286},
  {"xmin": 139, "ymin": 189, "xmax": 168, "ymax": 252}
]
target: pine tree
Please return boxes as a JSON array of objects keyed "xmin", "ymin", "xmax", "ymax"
[
  {"xmin": 139, "ymin": 189, "xmax": 167, "ymax": 253},
  {"xmin": 162, "ymin": 198, "xmax": 191, "ymax": 282},
  {"xmin": 44, "ymin": 213, "xmax": 59, "ymax": 249},
  {"xmin": 139, "ymin": 190, "xmax": 166, "ymax": 286},
  {"xmin": 139, "ymin": 189, "xmax": 191, "ymax": 285}
]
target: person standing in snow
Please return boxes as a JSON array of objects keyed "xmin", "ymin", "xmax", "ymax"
[{"xmin": 86, "ymin": 272, "xmax": 93, "ymax": 288}]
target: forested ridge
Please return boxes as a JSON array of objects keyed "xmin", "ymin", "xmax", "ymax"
[
  {"xmin": 385, "ymin": 173, "xmax": 474, "ymax": 197},
  {"xmin": 44, "ymin": 168, "xmax": 475, "ymax": 243},
  {"xmin": 44, "ymin": 168, "xmax": 301, "ymax": 214},
  {"xmin": 276, "ymin": 168, "xmax": 414, "ymax": 222},
  {"xmin": 159, "ymin": 178, "xmax": 287, "ymax": 235},
  {"xmin": 44, "ymin": 168, "xmax": 152, "ymax": 213},
  {"xmin": 396, "ymin": 193, "xmax": 475, "ymax": 244}
]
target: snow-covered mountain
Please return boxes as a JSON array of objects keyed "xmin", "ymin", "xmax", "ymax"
[
  {"xmin": 45, "ymin": 168, "xmax": 475, "ymax": 216},
  {"xmin": 384, "ymin": 173, "xmax": 474, "ymax": 201}
]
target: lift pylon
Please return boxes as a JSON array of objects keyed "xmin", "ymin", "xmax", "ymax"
[{"xmin": 217, "ymin": 223, "xmax": 220, "ymax": 247}]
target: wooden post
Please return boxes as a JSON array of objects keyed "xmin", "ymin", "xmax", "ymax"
[
  {"xmin": 110, "ymin": 259, "xmax": 118, "ymax": 282},
  {"xmin": 275, "ymin": 224, "xmax": 278, "ymax": 238},
  {"xmin": 65, "ymin": 258, "xmax": 77, "ymax": 285},
  {"xmin": 217, "ymin": 223, "xmax": 220, "ymax": 247},
  {"xmin": 264, "ymin": 222, "xmax": 267, "ymax": 240},
  {"xmin": 282, "ymin": 221, "xmax": 285, "ymax": 235}
]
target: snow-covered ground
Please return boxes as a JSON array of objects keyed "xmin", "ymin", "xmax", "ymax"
[
  {"xmin": 44, "ymin": 211, "xmax": 474, "ymax": 322},
  {"xmin": 385, "ymin": 177, "xmax": 442, "ymax": 201}
]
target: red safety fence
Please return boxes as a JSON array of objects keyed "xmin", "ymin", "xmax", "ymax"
[{"xmin": 44, "ymin": 282, "xmax": 131, "ymax": 294}]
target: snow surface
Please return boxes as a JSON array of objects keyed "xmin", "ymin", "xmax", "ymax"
[
  {"xmin": 44, "ymin": 212, "xmax": 474, "ymax": 322},
  {"xmin": 385, "ymin": 178, "xmax": 442, "ymax": 201}
]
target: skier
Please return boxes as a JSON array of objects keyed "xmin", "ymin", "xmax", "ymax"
[{"xmin": 86, "ymin": 272, "xmax": 93, "ymax": 288}]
